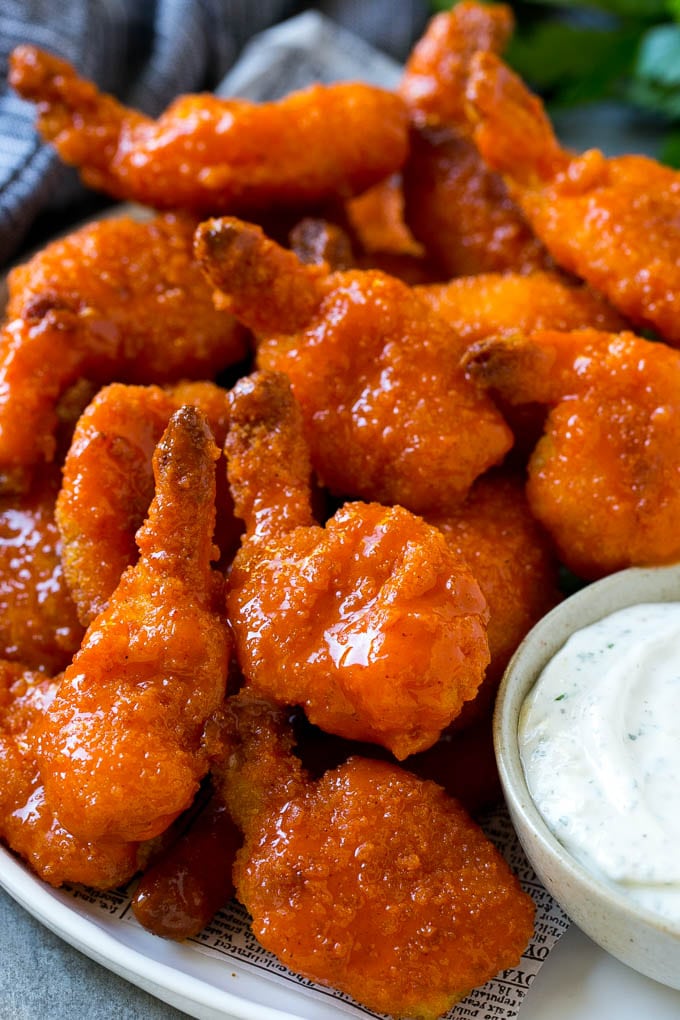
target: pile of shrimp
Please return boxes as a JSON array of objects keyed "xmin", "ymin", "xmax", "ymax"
[{"xmin": 3, "ymin": 3, "xmax": 679, "ymax": 1016}]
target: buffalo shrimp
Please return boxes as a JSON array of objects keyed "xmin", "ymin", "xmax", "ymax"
[
  {"xmin": 39, "ymin": 407, "xmax": 232, "ymax": 843},
  {"xmin": 212, "ymin": 693, "xmax": 535, "ymax": 1020},
  {"xmin": 0, "ymin": 662, "xmax": 144, "ymax": 887},
  {"xmin": 56, "ymin": 381, "xmax": 239, "ymax": 627},
  {"xmin": 0, "ymin": 213, "xmax": 246, "ymax": 492},
  {"xmin": 465, "ymin": 328, "xmax": 680, "ymax": 577},
  {"xmin": 467, "ymin": 51, "xmax": 680, "ymax": 343},
  {"xmin": 224, "ymin": 370, "xmax": 490, "ymax": 760},
  {"xmin": 196, "ymin": 217, "xmax": 513, "ymax": 514},
  {"xmin": 10, "ymin": 45, "xmax": 409, "ymax": 215},
  {"xmin": 400, "ymin": 1, "xmax": 549, "ymax": 276}
]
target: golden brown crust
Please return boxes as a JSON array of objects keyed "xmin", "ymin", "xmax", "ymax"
[
  {"xmin": 0, "ymin": 213, "xmax": 246, "ymax": 489},
  {"xmin": 466, "ymin": 329, "xmax": 680, "ymax": 577},
  {"xmin": 11, "ymin": 46, "xmax": 409, "ymax": 213},
  {"xmin": 467, "ymin": 51, "xmax": 680, "ymax": 343},
  {"xmin": 57, "ymin": 382, "xmax": 235, "ymax": 626},
  {"xmin": 39, "ymin": 408, "xmax": 232, "ymax": 843}
]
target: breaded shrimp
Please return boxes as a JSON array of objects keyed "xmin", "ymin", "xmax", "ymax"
[
  {"xmin": 417, "ymin": 269, "xmax": 624, "ymax": 456},
  {"xmin": 196, "ymin": 217, "xmax": 513, "ymax": 514},
  {"xmin": 0, "ymin": 213, "xmax": 247, "ymax": 492},
  {"xmin": 400, "ymin": 0, "xmax": 512, "ymax": 126},
  {"xmin": 467, "ymin": 51, "xmax": 680, "ymax": 343},
  {"xmin": 213, "ymin": 693, "xmax": 535, "ymax": 1020},
  {"xmin": 400, "ymin": 2, "xmax": 549, "ymax": 276},
  {"xmin": 416, "ymin": 270, "xmax": 625, "ymax": 343},
  {"xmin": 0, "ymin": 662, "xmax": 143, "ymax": 888},
  {"xmin": 464, "ymin": 329, "xmax": 680, "ymax": 578},
  {"xmin": 225, "ymin": 371, "xmax": 490, "ymax": 760},
  {"xmin": 10, "ymin": 46, "xmax": 409, "ymax": 214},
  {"xmin": 39, "ymin": 407, "xmax": 232, "ymax": 842},
  {"xmin": 427, "ymin": 472, "xmax": 560, "ymax": 725},
  {"xmin": 0, "ymin": 468, "xmax": 83, "ymax": 672},
  {"xmin": 56, "ymin": 381, "xmax": 239, "ymax": 627},
  {"xmin": 132, "ymin": 792, "xmax": 240, "ymax": 939}
]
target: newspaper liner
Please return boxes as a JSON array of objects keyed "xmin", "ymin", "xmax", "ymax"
[
  {"xmin": 67, "ymin": 807, "xmax": 568, "ymax": 1019},
  {"xmin": 67, "ymin": 12, "xmax": 570, "ymax": 1018}
]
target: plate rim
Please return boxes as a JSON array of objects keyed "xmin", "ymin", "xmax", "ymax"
[{"xmin": 0, "ymin": 844, "xmax": 315, "ymax": 1020}]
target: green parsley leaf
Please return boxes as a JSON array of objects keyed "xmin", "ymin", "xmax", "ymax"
[
  {"xmin": 660, "ymin": 128, "xmax": 680, "ymax": 165},
  {"xmin": 507, "ymin": 22, "xmax": 639, "ymax": 104},
  {"xmin": 636, "ymin": 24, "xmax": 680, "ymax": 86}
]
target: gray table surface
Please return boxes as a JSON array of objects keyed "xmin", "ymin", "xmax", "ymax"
[{"xmin": 0, "ymin": 887, "xmax": 190, "ymax": 1019}]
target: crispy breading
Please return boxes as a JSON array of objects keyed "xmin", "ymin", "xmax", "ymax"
[{"xmin": 39, "ymin": 408, "xmax": 231, "ymax": 842}]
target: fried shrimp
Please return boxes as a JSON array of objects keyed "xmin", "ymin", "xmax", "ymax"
[
  {"xmin": 39, "ymin": 407, "xmax": 232, "ymax": 843},
  {"xmin": 464, "ymin": 329, "xmax": 680, "ymax": 578},
  {"xmin": 400, "ymin": 0, "xmax": 512, "ymax": 126},
  {"xmin": 400, "ymin": 2, "xmax": 549, "ymax": 277},
  {"xmin": 416, "ymin": 270, "xmax": 624, "ymax": 343},
  {"xmin": 416, "ymin": 270, "xmax": 624, "ymax": 456},
  {"xmin": 0, "ymin": 213, "xmax": 246, "ymax": 492},
  {"xmin": 427, "ymin": 472, "xmax": 560, "ymax": 724},
  {"xmin": 56, "ymin": 381, "xmax": 238, "ymax": 627},
  {"xmin": 10, "ymin": 46, "xmax": 409, "ymax": 214},
  {"xmin": 196, "ymin": 217, "xmax": 513, "ymax": 514},
  {"xmin": 0, "ymin": 663, "xmax": 143, "ymax": 888},
  {"xmin": 224, "ymin": 371, "xmax": 489, "ymax": 760},
  {"xmin": 0, "ymin": 468, "xmax": 83, "ymax": 672},
  {"xmin": 467, "ymin": 51, "xmax": 680, "ymax": 343},
  {"xmin": 213, "ymin": 693, "xmax": 535, "ymax": 1020}
]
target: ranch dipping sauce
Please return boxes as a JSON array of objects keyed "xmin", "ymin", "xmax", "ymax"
[{"xmin": 519, "ymin": 602, "xmax": 680, "ymax": 926}]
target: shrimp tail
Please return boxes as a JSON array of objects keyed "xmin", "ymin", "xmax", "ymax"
[
  {"xmin": 9, "ymin": 44, "xmax": 142, "ymax": 195},
  {"xmin": 194, "ymin": 217, "xmax": 325, "ymax": 336},
  {"xmin": 466, "ymin": 51, "xmax": 567, "ymax": 187},
  {"xmin": 226, "ymin": 370, "xmax": 313, "ymax": 540},
  {"xmin": 135, "ymin": 406, "xmax": 220, "ymax": 586}
]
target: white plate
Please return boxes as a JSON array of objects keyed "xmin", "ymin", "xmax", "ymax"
[
  {"xmin": 4, "ymin": 841, "xmax": 680, "ymax": 1020},
  {"xmin": 0, "ymin": 847, "xmax": 361, "ymax": 1020}
]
